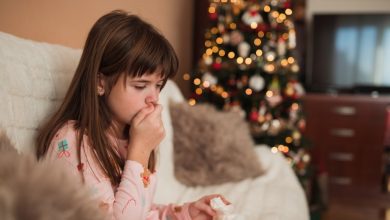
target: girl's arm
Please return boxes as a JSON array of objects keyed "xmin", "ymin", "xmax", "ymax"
[
  {"xmin": 117, "ymin": 161, "xmax": 192, "ymax": 220},
  {"xmin": 44, "ymin": 121, "xmax": 193, "ymax": 219},
  {"xmin": 124, "ymin": 104, "xmax": 222, "ymax": 219}
]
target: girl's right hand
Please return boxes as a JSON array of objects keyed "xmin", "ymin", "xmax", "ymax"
[
  {"xmin": 188, "ymin": 194, "xmax": 231, "ymax": 220},
  {"xmin": 126, "ymin": 103, "xmax": 165, "ymax": 166}
]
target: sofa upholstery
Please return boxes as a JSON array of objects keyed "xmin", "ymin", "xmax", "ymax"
[{"xmin": 0, "ymin": 31, "xmax": 309, "ymax": 219}]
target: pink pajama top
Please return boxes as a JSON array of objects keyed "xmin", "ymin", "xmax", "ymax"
[{"xmin": 45, "ymin": 121, "xmax": 191, "ymax": 220}]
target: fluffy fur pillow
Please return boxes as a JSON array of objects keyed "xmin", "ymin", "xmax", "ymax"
[
  {"xmin": 170, "ymin": 103, "xmax": 263, "ymax": 186},
  {"xmin": 0, "ymin": 130, "xmax": 106, "ymax": 220}
]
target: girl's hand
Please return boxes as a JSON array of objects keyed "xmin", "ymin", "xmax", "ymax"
[
  {"xmin": 127, "ymin": 103, "xmax": 165, "ymax": 166},
  {"xmin": 188, "ymin": 194, "xmax": 230, "ymax": 220}
]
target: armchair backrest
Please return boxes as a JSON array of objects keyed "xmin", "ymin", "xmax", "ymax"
[
  {"xmin": 0, "ymin": 32, "xmax": 80, "ymax": 153},
  {"xmin": 0, "ymin": 32, "xmax": 186, "ymax": 201}
]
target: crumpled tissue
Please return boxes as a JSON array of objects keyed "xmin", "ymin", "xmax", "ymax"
[{"xmin": 210, "ymin": 197, "xmax": 245, "ymax": 220}]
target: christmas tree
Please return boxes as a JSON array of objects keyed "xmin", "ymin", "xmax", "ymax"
[{"xmin": 188, "ymin": 0, "xmax": 312, "ymax": 195}]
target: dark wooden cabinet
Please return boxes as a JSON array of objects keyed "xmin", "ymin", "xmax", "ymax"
[{"xmin": 302, "ymin": 93, "xmax": 390, "ymax": 220}]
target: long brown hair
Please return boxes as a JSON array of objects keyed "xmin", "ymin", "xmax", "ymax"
[{"xmin": 36, "ymin": 10, "xmax": 178, "ymax": 186}]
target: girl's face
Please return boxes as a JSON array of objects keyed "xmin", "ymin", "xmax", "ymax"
[{"xmin": 105, "ymin": 73, "xmax": 165, "ymax": 135}]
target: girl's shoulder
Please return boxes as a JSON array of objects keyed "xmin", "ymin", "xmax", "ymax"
[
  {"xmin": 45, "ymin": 120, "xmax": 86, "ymax": 184},
  {"xmin": 47, "ymin": 121, "xmax": 108, "ymax": 181},
  {"xmin": 46, "ymin": 120, "xmax": 80, "ymax": 162},
  {"xmin": 56, "ymin": 120, "xmax": 78, "ymax": 138},
  {"xmin": 52, "ymin": 120, "xmax": 79, "ymax": 146}
]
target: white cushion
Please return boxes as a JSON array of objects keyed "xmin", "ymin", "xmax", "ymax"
[
  {"xmin": 0, "ymin": 32, "xmax": 80, "ymax": 153},
  {"xmin": 155, "ymin": 80, "xmax": 187, "ymax": 203}
]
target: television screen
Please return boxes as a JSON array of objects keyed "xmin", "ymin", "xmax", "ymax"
[{"xmin": 308, "ymin": 14, "xmax": 390, "ymax": 93}]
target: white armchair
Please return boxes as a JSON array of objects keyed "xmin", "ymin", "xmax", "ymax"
[{"xmin": 0, "ymin": 31, "xmax": 309, "ymax": 220}]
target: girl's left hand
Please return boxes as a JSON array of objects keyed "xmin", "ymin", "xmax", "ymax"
[{"xmin": 188, "ymin": 194, "xmax": 230, "ymax": 220}]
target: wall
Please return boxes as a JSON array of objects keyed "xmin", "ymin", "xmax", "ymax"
[
  {"xmin": 307, "ymin": 0, "xmax": 390, "ymax": 17},
  {"xmin": 0, "ymin": 0, "xmax": 193, "ymax": 94}
]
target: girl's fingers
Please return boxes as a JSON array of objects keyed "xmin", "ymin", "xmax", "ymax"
[
  {"xmin": 148, "ymin": 104, "xmax": 164, "ymax": 125},
  {"xmin": 205, "ymin": 194, "xmax": 231, "ymax": 205},
  {"xmin": 219, "ymin": 195, "xmax": 231, "ymax": 205},
  {"xmin": 204, "ymin": 194, "xmax": 220, "ymax": 201},
  {"xmin": 194, "ymin": 201, "xmax": 216, "ymax": 217},
  {"xmin": 150, "ymin": 104, "xmax": 162, "ymax": 117},
  {"xmin": 131, "ymin": 103, "xmax": 154, "ymax": 125}
]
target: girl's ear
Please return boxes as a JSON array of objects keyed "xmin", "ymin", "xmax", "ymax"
[{"xmin": 97, "ymin": 73, "xmax": 105, "ymax": 96}]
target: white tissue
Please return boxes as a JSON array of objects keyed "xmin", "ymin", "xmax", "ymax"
[{"xmin": 210, "ymin": 197, "xmax": 245, "ymax": 220}]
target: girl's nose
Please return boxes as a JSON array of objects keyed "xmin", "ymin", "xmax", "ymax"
[
  {"xmin": 145, "ymin": 96, "xmax": 155, "ymax": 104},
  {"xmin": 145, "ymin": 90, "xmax": 159, "ymax": 104}
]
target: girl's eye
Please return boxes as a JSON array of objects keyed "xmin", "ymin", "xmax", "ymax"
[
  {"xmin": 134, "ymin": 85, "xmax": 146, "ymax": 90},
  {"xmin": 156, "ymin": 84, "xmax": 163, "ymax": 90}
]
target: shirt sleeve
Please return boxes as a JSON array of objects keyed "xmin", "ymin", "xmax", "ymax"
[
  {"xmin": 44, "ymin": 122, "xmax": 192, "ymax": 220},
  {"xmin": 116, "ymin": 161, "xmax": 192, "ymax": 220},
  {"xmin": 150, "ymin": 203, "xmax": 192, "ymax": 220}
]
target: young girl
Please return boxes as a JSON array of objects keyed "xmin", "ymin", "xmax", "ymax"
[{"xmin": 36, "ymin": 10, "xmax": 228, "ymax": 220}]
